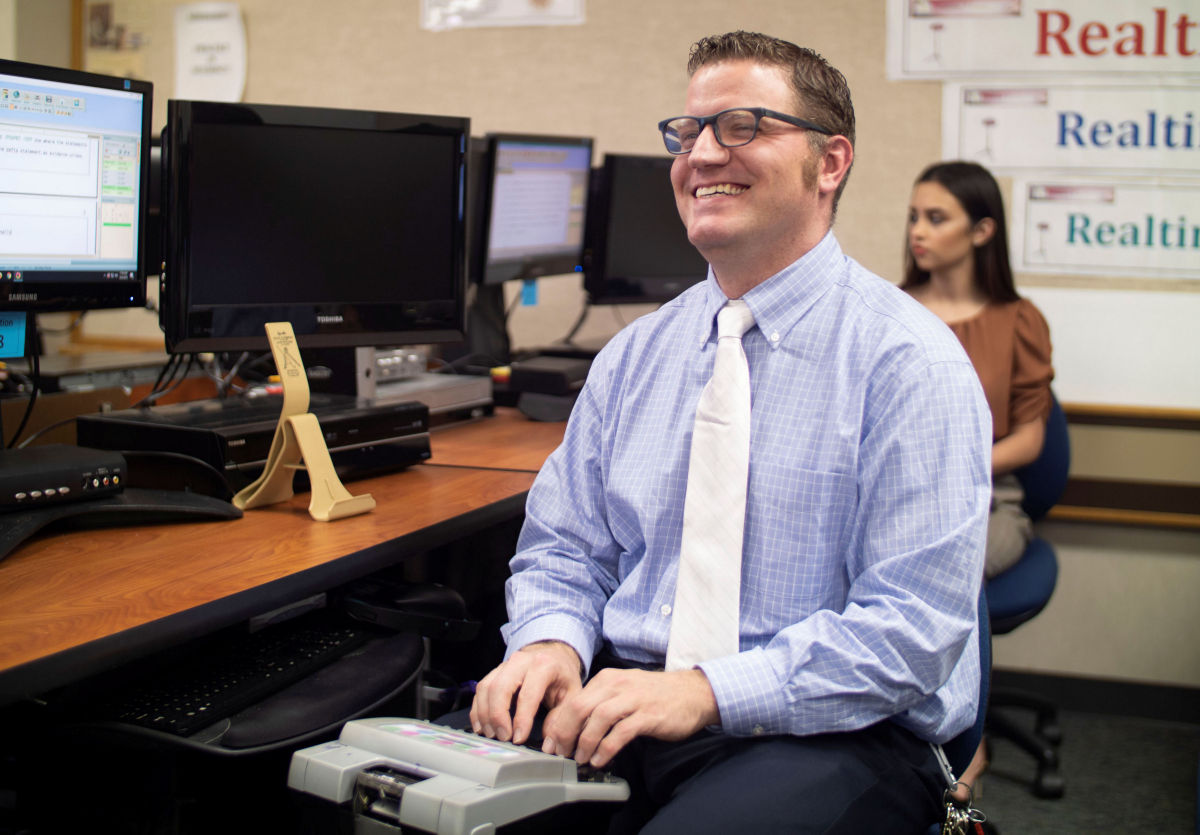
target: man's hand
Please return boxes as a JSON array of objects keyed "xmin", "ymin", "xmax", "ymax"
[
  {"xmin": 470, "ymin": 640, "xmax": 583, "ymax": 746},
  {"xmin": 541, "ymin": 667, "xmax": 720, "ymax": 768}
]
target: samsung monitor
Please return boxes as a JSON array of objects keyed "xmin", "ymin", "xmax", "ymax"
[
  {"xmin": 160, "ymin": 100, "xmax": 469, "ymax": 354},
  {"xmin": 0, "ymin": 59, "xmax": 151, "ymax": 313},
  {"xmin": 582, "ymin": 153, "xmax": 708, "ymax": 306},
  {"xmin": 473, "ymin": 133, "xmax": 592, "ymax": 286}
]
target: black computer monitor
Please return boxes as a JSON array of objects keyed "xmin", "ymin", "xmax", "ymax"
[
  {"xmin": 0, "ymin": 59, "xmax": 152, "ymax": 314},
  {"xmin": 582, "ymin": 153, "xmax": 708, "ymax": 306},
  {"xmin": 160, "ymin": 100, "xmax": 469, "ymax": 355},
  {"xmin": 145, "ymin": 136, "xmax": 162, "ymax": 277},
  {"xmin": 473, "ymin": 133, "xmax": 592, "ymax": 286}
]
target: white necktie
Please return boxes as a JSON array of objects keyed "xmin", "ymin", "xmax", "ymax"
[{"xmin": 666, "ymin": 299, "xmax": 755, "ymax": 672}]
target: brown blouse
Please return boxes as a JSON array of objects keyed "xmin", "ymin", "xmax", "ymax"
[{"xmin": 947, "ymin": 298, "xmax": 1054, "ymax": 442}]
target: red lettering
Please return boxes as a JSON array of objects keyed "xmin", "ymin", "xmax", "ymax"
[
  {"xmin": 1154, "ymin": 7, "xmax": 1168, "ymax": 55},
  {"xmin": 1035, "ymin": 6, "xmax": 1200, "ymax": 59},
  {"xmin": 1037, "ymin": 10, "xmax": 1073, "ymax": 55},
  {"xmin": 1080, "ymin": 21, "xmax": 1110, "ymax": 55},
  {"xmin": 1176, "ymin": 13, "xmax": 1197, "ymax": 56},
  {"xmin": 1114, "ymin": 22, "xmax": 1146, "ymax": 55}
]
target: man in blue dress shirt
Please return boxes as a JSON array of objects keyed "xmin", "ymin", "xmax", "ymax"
[{"xmin": 469, "ymin": 31, "xmax": 992, "ymax": 832}]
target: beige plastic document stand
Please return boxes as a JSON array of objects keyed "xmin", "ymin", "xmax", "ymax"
[{"xmin": 232, "ymin": 323, "xmax": 376, "ymax": 521}]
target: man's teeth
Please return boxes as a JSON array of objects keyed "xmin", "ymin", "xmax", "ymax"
[{"xmin": 696, "ymin": 184, "xmax": 747, "ymax": 197}]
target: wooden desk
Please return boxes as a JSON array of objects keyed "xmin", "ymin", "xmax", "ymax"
[
  {"xmin": 0, "ymin": 409, "xmax": 563, "ymax": 705},
  {"xmin": 429, "ymin": 407, "xmax": 566, "ymax": 472}
]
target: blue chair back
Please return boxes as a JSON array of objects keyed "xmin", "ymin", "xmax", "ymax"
[
  {"xmin": 1013, "ymin": 394, "xmax": 1069, "ymax": 522},
  {"xmin": 990, "ymin": 391, "xmax": 1068, "ymax": 634}
]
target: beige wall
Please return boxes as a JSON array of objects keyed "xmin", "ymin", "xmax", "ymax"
[
  {"xmin": 993, "ymin": 521, "xmax": 1200, "ymax": 689},
  {"xmin": 15, "ymin": 0, "xmax": 70, "ymax": 66},
  {"xmin": 0, "ymin": 1, "xmax": 14, "ymax": 58}
]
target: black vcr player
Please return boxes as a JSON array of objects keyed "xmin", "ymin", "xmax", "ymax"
[{"xmin": 76, "ymin": 394, "xmax": 431, "ymax": 491}]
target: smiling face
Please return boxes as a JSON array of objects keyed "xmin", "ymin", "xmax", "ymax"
[
  {"xmin": 907, "ymin": 180, "xmax": 992, "ymax": 281},
  {"xmin": 670, "ymin": 60, "xmax": 832, "ymax": 294}
]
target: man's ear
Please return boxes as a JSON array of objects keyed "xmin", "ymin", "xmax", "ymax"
[
  {"xmin": 972, "ymin": 217, "xmax": 996, "ymax": 247},
  {"xmin": 818, "ymin": 135, "xmax": 853, "ymax": 197}
]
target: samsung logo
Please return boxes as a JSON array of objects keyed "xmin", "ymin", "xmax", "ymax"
[
  {"xmin": 6, "ymin": 293, "xmax": 36, "ymax": 301},
  {"xmin": 316, "ymin": 314, "xmax": 344, "ymax": 324}
]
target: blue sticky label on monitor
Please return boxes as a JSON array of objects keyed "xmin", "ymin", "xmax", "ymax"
[
  {"xmin": 521, "ymin": 279, "xmax": 538, "ymax": 307},
  {"xmin": 0, "ymin": 312, "xmax": 27, "ymax": 358}
]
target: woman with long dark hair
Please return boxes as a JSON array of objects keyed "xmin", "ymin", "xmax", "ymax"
[{"xmin": 904, "ymin": 160, "xmax": 1054, "ymax": 580}]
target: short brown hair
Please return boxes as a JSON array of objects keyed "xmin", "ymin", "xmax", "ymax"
[{"xmin": 687, "ymin": 31, "xmax": 856, "ymax": 210}]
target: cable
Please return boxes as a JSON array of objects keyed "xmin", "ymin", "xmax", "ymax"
[
  {"xmin": 13, "ymin": 415, "xmax": 77, "ymax": 449},
  {"xmin": 5, "ymin": 350, "xmax": 39, "ymax": 449},
  {"xmin": 130, "ymin": 353, "xmax": 182, "ymax": 408},
  {"xmin": 134, "ymin": 354, "xmax": 196, "ymax": 408},
  {"xmin": 130, "ymin": 353, "xmax": 183, "ymax": 408},
  {"xmin": 559, "ymin": 299, "xmax": 592, "ymax": 345}
]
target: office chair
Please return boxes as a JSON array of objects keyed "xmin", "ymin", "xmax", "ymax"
[{"xmin": 984, "ymin": 393, "xmax": 1069, "ymax": 799}]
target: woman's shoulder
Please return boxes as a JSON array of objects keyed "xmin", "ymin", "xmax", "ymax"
[{"xmin": 1010, "ymin": 297, "xmax": 1051, "ymax": 339}]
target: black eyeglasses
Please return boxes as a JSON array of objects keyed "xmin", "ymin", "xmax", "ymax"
[{"xmin": 657, "ymin": 107, "xmax": 833, "ymax": 155}]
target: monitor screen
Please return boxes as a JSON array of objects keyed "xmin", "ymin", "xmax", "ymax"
[
  {"xmin": 0, "ymin": 59, "xmax": 151, "ymax": 312},
  {"xmin": 474, "ymin": 133, "xmax": 592, "ymax": 285},
  {"xmin": 161, "ymin": 100, "xmax": 469, "ymax": 354},
  {"xmin": 582, "ymin": 153, "xmax": 708, "ymax": 306}
]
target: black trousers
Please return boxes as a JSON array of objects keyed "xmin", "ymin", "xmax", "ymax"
[{"xmin": 442, "ymin": 652, "xmax": 945, "ymax": 834}]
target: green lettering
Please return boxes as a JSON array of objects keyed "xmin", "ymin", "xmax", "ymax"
[{"xmin": 1067, "ymin": 213, "xmax": 1092, "ymax": 243}]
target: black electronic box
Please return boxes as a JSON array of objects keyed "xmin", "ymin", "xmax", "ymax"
[
  {"xmin": 0, "ymin": 445, "xmax": 126, "ymax": 512},
  {"xmin": 76, "ymin": 395, "xmax": 431, "ymax": 490}
]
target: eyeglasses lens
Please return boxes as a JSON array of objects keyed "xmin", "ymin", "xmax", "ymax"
[{"xmin": 662, "ymin": 110, "xmax": 759, "ymax": 154}]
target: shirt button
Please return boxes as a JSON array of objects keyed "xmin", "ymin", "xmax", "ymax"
[
  {"xmin": 660, "ymin": 604, "xmax": 672, "ymax": 616},
  {"xmin": 752, "ymin": 724, "xmax": 765, "ymax": 736},
  {"xmin": 770, "ymin": 331, "xmax": 780, "ymax": 343}
]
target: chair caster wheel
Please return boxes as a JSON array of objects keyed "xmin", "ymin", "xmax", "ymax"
[
  {"xmin": 1033, "ymin": 766, "xmax": 1065, "ymax": 799},
  {"xmin": 1038, "ymin": 721, "xmax": 1063, "ymax": 746}
]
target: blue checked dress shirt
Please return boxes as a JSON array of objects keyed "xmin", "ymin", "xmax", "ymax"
[{"xmin": 502, "ymin": 232, "xmax": 992, "ymax": 744}]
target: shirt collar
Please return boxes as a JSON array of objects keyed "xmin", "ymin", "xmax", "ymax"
[{"xmin": 694, "ymin": 231, "xmax": 844, "ymax": 351}]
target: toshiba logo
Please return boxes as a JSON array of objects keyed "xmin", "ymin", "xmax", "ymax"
[{"xmin": 316, "ymin": 314, "xmax": 344, "ymax": 324}]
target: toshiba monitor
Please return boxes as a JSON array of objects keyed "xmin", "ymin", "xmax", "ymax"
[
  {"xmin": 473, "ymin": 133, "xmax": 592, "ymax": 285},
  {"xmin": 0, "ymin": 59, "xmax": 151, "ymax": 313},
  {"xmin": 160, "ymin": 100, "xmax": 469, "ymax": 354},
  {"xmin": 582, "ymin": 153, "xmax": 708, "ymax": 306}
]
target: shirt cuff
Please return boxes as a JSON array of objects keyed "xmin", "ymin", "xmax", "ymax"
[
  {"xmin": 502, "ymin": 614, "xmax": 599, "ymax": 676},
  {"xmin": 698, "ymin": 648, "xmax": 790, "ymax": 736}
]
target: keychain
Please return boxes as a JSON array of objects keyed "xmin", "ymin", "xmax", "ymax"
[{"xmin": 940, "ymin": 783, "xmax": 988, "ymax": 835}]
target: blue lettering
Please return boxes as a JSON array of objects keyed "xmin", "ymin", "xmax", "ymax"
[
  {"xmin": 1058, "ymin": 111, "xmax": 1086, "ymax": 146},
  {"xmin": 1090, "ymin": 120, "xmax": 1113, "ymax": 146},
  {"xmin": 1117, "ymin": 120, "xmax": 1140, "ymax": 147}
]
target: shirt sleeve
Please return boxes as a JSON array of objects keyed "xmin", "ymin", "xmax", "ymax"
[
  {"xmin": 1009, "ymin": 299, "xmax": 1055, "ymax": 429},
  {"xmin": 500, "ymin": 367, "xmax": 620, "ymax": 675},
  {"xmin": 698, "ymin": 357, "xmax": 992, "ymax": 741}
]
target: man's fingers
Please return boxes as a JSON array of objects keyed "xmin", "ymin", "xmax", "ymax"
[
  {"xmin": 510, "ymin": 663, "xmax": 554, "ymax": 744},
  {"xmin": 572, "ymin": 692, "xmax": 632, "ymax": 765},
  {"xmin": 589, "ymin": 714, "xmax": 642, "ymax": 769},
  {"xmin": 472, "ymin": 665, "xmax": 522, "ymax": 739}
]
